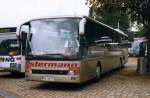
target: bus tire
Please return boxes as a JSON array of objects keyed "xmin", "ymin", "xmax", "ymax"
[
  {"xmin": 94, "ymin": 65, "xmax": 101, "ymax": 82},
  {"xmin": 11, "ymin": 72, "xmax": 18, "ymax": 75},
  {"xmin": 120, "ymin": 58, "xmax": 124, "ymax": 69}
]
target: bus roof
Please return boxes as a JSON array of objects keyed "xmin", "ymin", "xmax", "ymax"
[
  {"xmin": 84, "ymin": 16, "xmax": 128, "ymax": 37},
  {"xmin": 20, "ymin": 15, "xmax": 84, "ymax": 24},
  {"xmin": 114, "ymin": 29, "xmax": 128, "ymax": 37},
  {"xmin": 20, "ymin": 15, "xmax": 128, "ymax": 37}
]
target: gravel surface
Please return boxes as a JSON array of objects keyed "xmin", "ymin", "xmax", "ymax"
[{"xmin": 0, "ymin": 57, "xmax": 150, "ymax": 98}]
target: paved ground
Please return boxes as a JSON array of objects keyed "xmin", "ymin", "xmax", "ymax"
[
  {"xmin": 0, "ymin": 57, "xmax": 150, "ymax": 98},
  {"xmin": 0, "ymin": 96, "xmax": 4, "ymax": 98}
]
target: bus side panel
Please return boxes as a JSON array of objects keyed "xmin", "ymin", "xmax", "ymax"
[
  {"xmin": 122, "ymin": 48, "xmax": 128, "ymax": 64},
  {"xmin": 106, "ymin": 48, "xmax": 122, "ymax": 69},
  {"xmin": 83, "ymin": 46, "xmax": 106, "ymax": 80},
  {"xmin": 80, "ymin": 59, "xmax": 93, "ymax": 83},
  {"xmin": 20, "ymin": 56, "xmax": 25, "ymax": 73}
]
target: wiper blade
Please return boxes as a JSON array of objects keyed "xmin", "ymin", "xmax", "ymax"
[{"xmin": 43, "ymin": 54, "xmax": 64, "ymax": 56}]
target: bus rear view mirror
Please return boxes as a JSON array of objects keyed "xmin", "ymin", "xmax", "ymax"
[
  {"xmin": 20, "ymin": 25, "xmax": 29, "ymax": 42},
  {"xmin": 79, "ymin": 18, "xmax": 86, "ymax": 35},
  {"xmin": 20, "ymin": 25, "xmax": 29, "ymax": 34}
]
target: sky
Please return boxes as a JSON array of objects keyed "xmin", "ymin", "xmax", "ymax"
[{"xmin": 0, "ymin": 0, "xmax": 89, "ymax": 27}]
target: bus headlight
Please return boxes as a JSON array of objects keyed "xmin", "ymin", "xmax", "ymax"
[
  {"xmin": 68, "ymin": 67, "xmax": 80, "ymax": 75},
  {"xmin": 68, "ymin": 70, "xmax": 75, "ymax": 75}
]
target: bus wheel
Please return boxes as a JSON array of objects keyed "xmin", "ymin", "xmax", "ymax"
[
  {"xmin": 94, "ymin": 65, "xmax": 101, "ymax": 82},
  {"xmin": 120, "ymin": 59, "xmax": 124, "ymax": 69},
  {"xmin": 11, "ymin": 72, "xmax": 18, "ymax": 75}
]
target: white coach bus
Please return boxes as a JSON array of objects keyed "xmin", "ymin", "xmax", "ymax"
[{"xmin": 0, "ymin": 27, "xmax": 26, "ymax": 73}]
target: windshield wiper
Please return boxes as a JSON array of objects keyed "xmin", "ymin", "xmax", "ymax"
[
  {"xmin": 43, "ymin": 54, "xmax": 64, "ymax": 56},
  {"xmin": 28, "ymin": 53, "xmax": 64, "ymax": 56}
]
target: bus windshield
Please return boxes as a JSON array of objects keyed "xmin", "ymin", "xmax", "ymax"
[
  {"xmin": 0, "ymin": 34, "xmax": 20, "ymax": 55},
  {"xmin": 26, "ymin": 18, "xmax": 80, "ymax": 56}
]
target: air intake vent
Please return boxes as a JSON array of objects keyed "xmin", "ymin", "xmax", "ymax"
[{"xmin": 32, "ymin": 69, "xmax": 68, "ymax": 75}]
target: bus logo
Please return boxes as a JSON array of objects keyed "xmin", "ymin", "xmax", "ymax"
[
  {"xmin": 0, "ymin": 57, "xmax": 15, "ymax": 62},
  {"xmin": 26, "ymin": 61, "xmax": 78, "ymax": 69}
]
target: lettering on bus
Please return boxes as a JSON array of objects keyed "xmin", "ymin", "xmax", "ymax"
[
  {"xmin": 26, "ymin": 61, "xmax": 78, "ymax": 69},
  {"xmin": 0, "ymin": 57, "xmax": 15, "ymax": 62}
]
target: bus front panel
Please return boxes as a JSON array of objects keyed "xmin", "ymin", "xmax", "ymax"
[{"xmin": 25, "ymin": 60, "xmax": 82, "ymax": 83}]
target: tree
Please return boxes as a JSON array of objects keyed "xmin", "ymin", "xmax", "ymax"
[
  {"xmin": 87, "ymin": 0, "xmax": 150, "ymax": 71},
  {"xmin": 88, "ymin": 0, "xmax": 129, "ymax": 29},
  {"xmin": 146, "ymin": 1, "xmax": 150, "ymax": 71},
  {"xmin": 129, "ymin": 0, "xmax": 150, "ymax": 71}
]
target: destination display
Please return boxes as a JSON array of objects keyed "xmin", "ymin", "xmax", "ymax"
[{"xmin": 0, "ymin": 27, "xmax": 16, "ymax": 33}]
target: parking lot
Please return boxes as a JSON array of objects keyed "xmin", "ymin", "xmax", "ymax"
[{"xmin": 0, "ymin": 57, "xmax": 150, "ymax": 98}]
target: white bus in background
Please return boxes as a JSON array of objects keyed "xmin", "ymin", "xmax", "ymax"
[
  {"xmin": 19, "ymin": 15, "xmax": 128, "ymax": 83},
  {"xmin": 128, "ymin": 38, "xmax": 147, "ymax": 57},
  {"xmin": 0, "ymin": 27, "xmax": 25, "ymax": 73}
]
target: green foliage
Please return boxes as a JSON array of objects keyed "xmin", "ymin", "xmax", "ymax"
[
  {"xmin": 134, "ymin": 31, "xmax": 144, "ymax": 38},
  {"xmin": 95, "ymin": 9, "xmax": 129, "ymax": 30},
  {"xmin": 86, "ymin": 0, "xmax": 150, "ymax": 41},
  {"xmin": 126, "ymin": 31, "xmax": 134, "ymax": 41},
  {"xmin": 87, "ymin": 0, "xmax": 130, "ymax": 35},
  {"xmin": 134, "ymin": 26, "xmax": 147, "ymax": 38},
  {"xmin": 129, "ymin": 0, "xmax": 149, "ymax": 25},
  {"xmin": 87, "ymin": 0, "xmax": 149, "ymax": 26}
]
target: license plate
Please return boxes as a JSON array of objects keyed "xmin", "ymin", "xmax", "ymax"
[
  {"xmin": 10, "ymin": 63, "xmax": 17, "ymax": 67},
  {"xmin": 42, "ymin": 76, "xmax": 54, "ymax": 81}
]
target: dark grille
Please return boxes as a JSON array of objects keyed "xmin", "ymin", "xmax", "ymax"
[
  {"xmin": 0, "ymin": 27, "xmax": 16, "ymax": 33},
  {"xmin": 32, "ymin": 69, "xmax": 68, "ymax": 75}
]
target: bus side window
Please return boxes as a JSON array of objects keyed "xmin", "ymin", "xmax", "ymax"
[
  {"xmin": 85, "ymin": 19, "xmax": 104, "ymax": 46},
  {"xmin": 0, "ymin": 40, "xmax": 8, "ymax": 54},
  {"xmin": 21, "ymin": 32, "xmax": 27, "ymax": 55},
  {"xmin": 96, "ymin": 36, "xmax": 112, "ymax": 47}
]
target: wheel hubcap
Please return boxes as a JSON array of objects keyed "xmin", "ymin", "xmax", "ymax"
[{"xmin": 96, "ymin": 66, "xmax": 100, "ymax": 78}]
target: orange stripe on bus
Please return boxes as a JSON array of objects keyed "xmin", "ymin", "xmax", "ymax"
[{"xmin": 69, "ymin": 67, "xmax": 80, "ymax": 71}]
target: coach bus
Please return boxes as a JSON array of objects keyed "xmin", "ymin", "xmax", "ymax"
[
  {"xmin": 0, "ymin": 27, "xmax": 25, "ymax": 73},
  {"xmin": 19, "ymin": 16, "xmax": 128, "ymax": 83}
]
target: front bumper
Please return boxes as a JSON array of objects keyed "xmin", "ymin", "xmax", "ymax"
[
  {"xmin": 0, "ymin": 63, "xmax": 21, "ymax": 72},
  {"xmin": 26, "ymin": 74, "xmax": 81, "ymax": 83}
]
